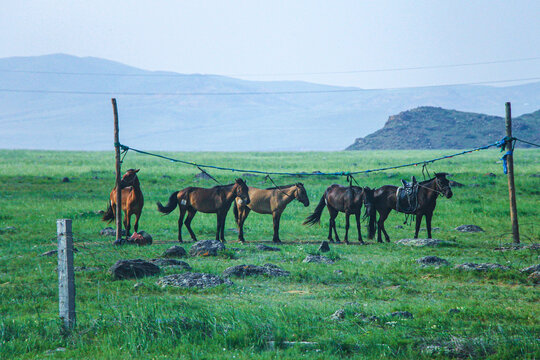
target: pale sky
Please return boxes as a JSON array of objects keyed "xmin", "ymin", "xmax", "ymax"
[{"xmin": 1, "ymin": 1, "xmax": 539, "ymax": 88}]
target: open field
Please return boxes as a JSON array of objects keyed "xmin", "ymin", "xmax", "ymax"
[{"xmin": 0, "ymin": 149, "xmax": 539, "ymax": 359}]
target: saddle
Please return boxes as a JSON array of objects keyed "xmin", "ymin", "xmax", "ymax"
[{"xmin": 396, "ymin": 176, "xmax": 419, "ymax": 214}]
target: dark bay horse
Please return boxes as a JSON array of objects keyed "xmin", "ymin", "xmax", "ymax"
[
  {"xmin": 233, "ymin": 183, "xmax": 310, "ymax": 243},
  {"xmin": 102, "ymin": 168, "xmax": 144, "ymax": 238},
  {"xmin": 303, "ymin": 184, "xmax": 376, "ymax": 244},
  {"xmin": 157, "ymin": 178, "xmax": 250, "ymax": 243},
  {"xmin": 373, "ymin": 172, "xmax": 453, "ymax": 242}
]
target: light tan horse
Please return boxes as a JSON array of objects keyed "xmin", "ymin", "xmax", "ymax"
[
  {"xmin": 233, "ymin": 183, "xmax": 309, "ymax": 243},
  {"xmin": 157, "ymin": 178, "xmax": 250, "ymax": 243},
  {"xmin": 102, "ymin": 169, "xmax": 144, "ymax": 238}
]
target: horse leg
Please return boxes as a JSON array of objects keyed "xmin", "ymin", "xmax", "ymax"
[
  {"xmin": 426, "ymin": 212, "xmax": 433, "ymax": 239},
  {"xmin": 177, "ymin": 207, "xmax": 186, "ymax": 243},
  {"xmin": 328, "ymin": 207, "xmax": 339, "ymax": 242},
  {"xmin": 414, "ymin": 214, "xmax": 423, "ymax": 239},
  {"xmin": 344, "ymin": 213, "xmax": 350, "ymax": 244},
  {"xmin": 133, "ymin": 211, "xmax": 141, "ymax": 233},
  {"xmin": 355, "ymin": 212, "xmax": 364, "ymax": 244},
  {"xmin": 272, "ymin": 211, "xmax": 282, "ymax": 243},
  {"xmin": 220, "ymin": 211, "xmax": 227, "ymax": 242},
  {"xmin": 377, "ymin": 210, "xmax": 391, "ymax": 243},
  {"xmin": 184, "ymin": 208, "xmax": 197, "ymax": 242},
  {"xmin": 237, "ymin": 208, "xmax": 250, "ymax": 242},
  {"xmin": 124, "ymin": 211, "xmax": 131, "ymax": 238}
]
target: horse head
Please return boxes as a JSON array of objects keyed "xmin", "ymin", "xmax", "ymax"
[
  {"xmin": 294, "ymin": 183, "xmax": 310, "ymax": 207},
  {"xmin": 434, "ymin": 172, "xmax": 453, "ymax": 198},
  {"xmin": 120, "ymin": 168, "xmax": 140, "ymax": 188},
  {"xmin": 234, "ymin": 178, "xmax": 250, "ymax": 205}
]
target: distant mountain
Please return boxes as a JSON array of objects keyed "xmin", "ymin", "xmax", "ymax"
[
  {"xmin": 1, "ymin": 54, "xmax": 539, "ymax": 151},
  {"xmin": 346, "ymin": 107, "xmax": 540, "ymax": 150}
]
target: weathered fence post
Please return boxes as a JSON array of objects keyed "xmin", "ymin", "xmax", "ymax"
[
  {"xmin": 112, "ymin": 98, "xmax": 122, "ymax": 242},
  {"xmin": 505, "ymin": 102, "xmax": 520, "ymax": 244},
  {"xmin": 57, "ymin": 219, "xmax": 76, "ymax": 329}
]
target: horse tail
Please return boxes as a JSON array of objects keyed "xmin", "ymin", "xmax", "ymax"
[
  {"xmin": 102, "ymin": 201, "xmax": 114, "ymax": 222},
  {"xmin": 303, "ymin": 194, "xmax": 326, "ymax": 226},
  {"xmin": 367, "ymin": 204, "xmax": 376, "ymax": 239},
  {"xmin": 156, "ymin": 191, "xmax": 180, "ymax": 215}
]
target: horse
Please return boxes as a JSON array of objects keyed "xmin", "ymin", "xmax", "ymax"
[
  {"xmin": 156, "ymin": 178, "xmax": 250, "ymax": 243},
  {"xmin": 233, "ymin": 183, "xmax": 310, "ymax": 243},
  {"xmin": 373, "ymin": 172, "xmax": 453, "ymax": 242},
  {"xmin": 303, "ymin": 184, "xmax": 376, "ymax": 244},
  {"xmin": 102, "ymin": 168, "xmax": 144, "ymax": 238}
]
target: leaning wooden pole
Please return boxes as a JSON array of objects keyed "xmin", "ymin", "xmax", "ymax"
[
  {"xmin": 505, "ymin": 102, "xmax": 520, "ymax": 244},
  {"xmin": 112, "ymin": 98, "xmax": 123, "ymax": 242}
]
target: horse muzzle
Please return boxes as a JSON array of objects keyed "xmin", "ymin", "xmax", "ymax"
[{"xmin": 445, "ymin": 190, "xmax": 453, "ymax": 199}]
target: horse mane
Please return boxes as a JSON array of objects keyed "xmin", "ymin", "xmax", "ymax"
[
  {"xmin": 211, "ymin": 183, "xmax": 235, "ymax": 190},
  {"xmin": 265, "ymin": 184, "xmax": 296, "ymax": 190}
]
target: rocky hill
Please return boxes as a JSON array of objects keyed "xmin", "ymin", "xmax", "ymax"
[{"xmin": 346, "ymin": 107, "xmax": 540, "ymax": 150}]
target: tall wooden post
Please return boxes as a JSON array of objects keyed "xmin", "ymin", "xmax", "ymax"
[
  {"xmin": 112, "ymin": 98, "xmax": 122, "ymax": 242},
  {"xmin": 505, "ymin": 102, "xmax": 520, "ymax": 244},
  {"xmin": 57, "ymin": 219, "xmax": 75, "ymax": 329}
]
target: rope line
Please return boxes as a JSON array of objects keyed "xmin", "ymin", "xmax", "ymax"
[
  {"xmin": 117, "ymin": 139, "xmax": 507, "ymax": 178},
  {"xmin": 514, "ymin": 137, "xmax": 540, "ymax": 148}
]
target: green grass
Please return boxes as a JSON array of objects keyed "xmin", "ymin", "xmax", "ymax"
[{"xmin": 0, "ymin": 149, "xmax": 539, "ymax": 359}]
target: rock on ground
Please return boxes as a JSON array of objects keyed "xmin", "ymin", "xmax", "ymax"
[
  {"xmin": 318, "ymin": 241, "xmax": 330, "ymax": 252},
  {"xmin": 396, "ymin": 238, "xmax": 450, "ymax": 247},
  {"xmin": 127, "ymin": 231, "xmax": 153, "ymax": 245},
  {"xmin": 162, "ymin": 245, "xmax": 187, "ymax": 258},
  {"xmin": 454, "ymin": 263, "xmax": 510, "ymax": 271},
  {"xmin": 157, "ymin": 272, "xmax": 232, "ymax": 288},
  {"xmin": 330, "ymin": 309, "xmax": 345, "ymax": 320},
  {"xmin": 303, "ymin": 255, "xmax": 335, "ymax": 264},
  {"xmin": 528, "ymin": 271, "xmax": 540, "ymax": 283},
  {"xmin": 189, "ymin": 240, "xmax": 225, "ymax": 257},
  {"xmin": 99, "ymin": 227, "xmax": 126, "ymax": 236},
  {"xmin": 416, "ymin": 256, "xmax": 449, "ymax": 266},
  {"xmin": 455, "ymin": 225, "xmax": 484, "ymax": 232},
  {"xmin": 520, "ymin": 264, "xmax": 540, "ymax": 274},
  {"xmin": 150, "ymin": 258, "xmax": 191, "ymax": 271},
  {"xmin": 256, "ymin": 244, "xmax": 281, "ymax": 251},
  {"xmin": 388, "ymin": 311, "xmax": 414, "ymax": 319},
  {"xmin": 109, "ymin": 259, "xmax": 160, "ymax": 279},
  {"xmin": 223, "ymin": 263, "xmax": 290, "ymax": 277}
]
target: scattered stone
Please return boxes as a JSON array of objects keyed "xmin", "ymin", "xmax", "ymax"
[
  {"xmin": 388, "ymin": 311, "xmax": 414, "ymax": 319},
  {"xmin": 0, "ymin": 226, "xmax": 16, "ymax": 233},
  {"xmin": 448, "ymin": 308, "xmax": 461, "ymax": 314},
  {"xmin": 334, "ymin": 269, "xmax": 343, "ymax": 275},
  {"xmin": 330, "ymin": 309, "xmax": 345, "ymax": 320},
  {"xmin": 256, "ymin": 244, "xmax": 281, "ymax": 251},
  {"xmin": 422, "ymin": 337, "xmax": 494, "ymax": 358},
  {"xmin": 189, "ymin": 240, "xmax": 226, "ymax": 257},
  {"xmin": 223, "ymin": 263, "xmax": 290, "ymax": 277},
  {"xmin": 318, "ymin": 241, "xmax": 330, "ymax": 252},
  {"xmin": 454, "ymin": 263, "xmax": 510, "ymax": 271},
  {"xmin": 355, "ymin": 313, "xmax": 379, "ymax": 322},
  {"xmin": 416, "ymin": 256, "xmax": 449, "ymax": 266},
  {"xmin": 62, "ymin": 177, "xmax": 70, "ymax": 183},
  {"xmin": 485, "ymin": 172, "xmax": 496, "ymax": 177},
  {"xmin": 396, "ymin": 238, "xmax": 450, "ymax": 247},
  {"xmin": 194, "ymin": 172, "xmax": 212, "ymax": 180},
  {"xmin": 520, "ymin": 264, "xmax": 540, "ymax": 274},
  {"xmin": 99, "ymin": 227, "xmax": 126, "ymax": 236},
  {"xmin": 133, "ymin": 282, "xmax": 144, "ymax": 289},
  {"xmin": 303, "ymin": 255, "xmax": 335, "ymax": 264},
  {"xmin": 528, "ymin": 271, "xmax": 540, "ymax": 283},
  {"xmin": 162, "ymin": 245, "xmax": 187, "ymax": 258},
  {"xmin": 395, "ymin": 225, "xmax": 404, "ymax": 229},
  {"xmin": 455, "ymin": 225, "xmax": 484, "ymax": 233},
  {"xmin": 109, "ymin": 259, "xmax": 160, "ymax": 280},
  {"xmin": 157, "ymin": 272, "xmax": 232, "ymax": 288},
  {"xmin": 150, "ymin": 258, "xmax": 192, "ymax": 271},
  {"xmin": 127, "ymin": 231, "xmax": 152, "ymax": 246},
  {"xmin": 449, "ymin": 180, "xmax": 465, "ymax": 187}
]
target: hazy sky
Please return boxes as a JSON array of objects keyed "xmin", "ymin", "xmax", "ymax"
[{"xmin": 1, "ymin": 1, "xmax": 539, "ymax": 88}]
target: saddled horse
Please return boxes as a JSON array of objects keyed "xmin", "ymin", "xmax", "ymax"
[
  {"xmin": 157, "ymin": 178, "xmax": 250, "ymax": 243},
  {"xmin": 373, "ymin": 172, "xmax": 453, "ymax": 242},
  {"xmin": 102, "ymin": 168, "xmax": 144, "ymax": 238},
  {"xmin": 233, "ymin": 183, "xmax": 310, "ymax": 243},
  {"xmin": 303, "ymin": 184, "xmax": 376, "ymax": 244}
]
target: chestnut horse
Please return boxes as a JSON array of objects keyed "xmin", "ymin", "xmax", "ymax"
[
  {"xmin": 157, "ymin": 178, "xmax": 250, "ymax": 243},
  {"xmin": 102, "ymin": 168, "xmax": 144, "ymax": 238},
  {"xmin": 373, "ymin": 172, "xmax": 453, "ymax": 242},
  {"xmin": 303, "ymin": 184, "xmax": 376, "ymax": 244},
  {"xmin": 233, "ymin": 183, "xmax": 310, "ymax": 243}
]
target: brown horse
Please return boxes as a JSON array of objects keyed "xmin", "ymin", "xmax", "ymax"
[
  {"xmin": 156, "ymin": 178, "xmax": 250, "ymax": 243},
  {"xmin": 233, "ymin": 183, "xmax": 310, "ymax": 243},
  {"xmin": 303, "ymin": 184, "xmax": 376, "ymax": 244},
  {"xmin": 102, "ymin": 169, "xmax": 144, "ymax": 238},
  {"xmin": 373, "ymin": 172, "xmax": 453, "ymax": 242}
]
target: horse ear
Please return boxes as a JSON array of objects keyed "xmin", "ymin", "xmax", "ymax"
[{"xmin": 135, "ymin": 169, "xmax": 140, "ymax": 173}]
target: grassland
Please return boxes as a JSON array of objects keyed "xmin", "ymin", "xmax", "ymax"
[{"xmin": 0, "ymin": 149, "xmax": 539, "ymax": 359}]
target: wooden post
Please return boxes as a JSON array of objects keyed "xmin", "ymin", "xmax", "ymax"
[
  {"xmin": 112, "ymin": 98, "xmax": 122, "ymax": 242},
  {"xmin": 505, "ymin": 102, "xmax": 520, "ymax": 244},
  {"xmin": 57, "ymin": 219, "xmax": 76, "ymax": 329}
]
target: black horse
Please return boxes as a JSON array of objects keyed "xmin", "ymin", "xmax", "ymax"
[
  {"xmin": 373, "ymin": 172, "xmax": 453, "ymax": 242},
  {"xmin": 303, "ymin": 185, "xmax": 376, "ymax": 244}
]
